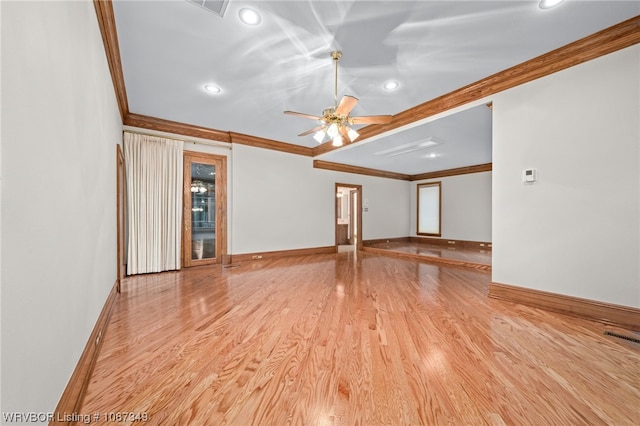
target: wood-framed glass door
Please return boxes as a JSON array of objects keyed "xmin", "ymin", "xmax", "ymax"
[{"xmin": 183, "ymin": 151, "xmax": 227, "ymax": 267}]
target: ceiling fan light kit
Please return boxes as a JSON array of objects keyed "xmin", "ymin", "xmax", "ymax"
[{"xmin": 284, "ymin": 51, "xmax": 392, "ymax": 147}]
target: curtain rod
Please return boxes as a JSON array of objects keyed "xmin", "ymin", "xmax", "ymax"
[{"xmin": 122, "ymin": 127, "xmax": 232, "ymax": 149}]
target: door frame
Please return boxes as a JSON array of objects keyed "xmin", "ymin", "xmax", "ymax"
[
  {"xmin": 116, "ymin": 144, "xmax": 126, "ymax": 291},
  {"xmin": 335, "ymin": 183, "xmax": 363, "ymax": 251},
  {"xmin": 182, "ymin": 150, "xmax": 227, "ymax": 267}
]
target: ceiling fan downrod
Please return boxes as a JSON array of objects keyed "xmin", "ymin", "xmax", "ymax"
[{"xmin": 331, "ymin": 50, "xmax": 342, "ymax": 109}]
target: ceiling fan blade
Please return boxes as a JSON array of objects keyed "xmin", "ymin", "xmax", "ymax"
[
  {"xmin": 339, "ymin": 126, "xmax": 352, "ymax": 143},
  {"xmin": 284, "ymin": 111, "xmax": 323, "ymax": 121},
  {"xmin": 350, "ymin": 115, "xmax": 393, "ymax": 125},
  {"xmin": 335, "ymin": 95, "xmax": 359, "ymax": 116},
  {"xmin": 298, "ymin": 125, "xmax": 325, "ymax": 137}
]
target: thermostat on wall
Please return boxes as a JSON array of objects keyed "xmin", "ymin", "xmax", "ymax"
[{"xmin": 523, "ymin": 168, "xmax": 537, "ymax": 183}]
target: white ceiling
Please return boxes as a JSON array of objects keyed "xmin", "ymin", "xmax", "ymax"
[{"xmin": 112, "ymin": 0, "xmax": 639, "ymax": 174}]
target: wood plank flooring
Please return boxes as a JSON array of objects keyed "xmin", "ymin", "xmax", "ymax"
[
  {"xmin": 78, "ymin": 251, "xmax": 639, "ymax": 425},
  {"xmin": 364, "ymin": 241, "xmax": 492, "ymax": 272}
]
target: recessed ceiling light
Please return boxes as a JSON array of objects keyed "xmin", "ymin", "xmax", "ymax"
[
  {"xmin": 383, "ymin": 80, "xmax": 400, "ymax": 91},
  {"xmin": 539, "ymin": 0, "xmax": 564, "ymax": 9},
  {"xmin": 204, "ymin": 84, "xmax": 221, "ymax": 94},
  {"xmin": 239, "ymin": 8, "xmax": 261, "ymax": 25}
]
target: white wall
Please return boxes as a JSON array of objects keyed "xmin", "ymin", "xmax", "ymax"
[
  {"xmin": 492, "ymin": 45, "xmax": 640, "ymax": 308},
  {"xmin": 231, "ymin": 144, "xmax": 410, "ymax": 254},
  {"xmin": 411, "ymin": 171, "xmax": 492, "ymax": 242},
  {"xmin": 1, "ymin": 0, "xmax": 122, "ymax": 416}
]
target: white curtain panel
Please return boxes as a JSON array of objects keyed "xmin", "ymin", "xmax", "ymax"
[{"xmin": 124, "ymin": 132, "xmax": 183, "ymax": 274}]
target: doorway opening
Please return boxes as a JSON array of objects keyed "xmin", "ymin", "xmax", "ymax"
[{"xmin": 335, "ymin": 183, "xmax": 362, "ymax": 252}]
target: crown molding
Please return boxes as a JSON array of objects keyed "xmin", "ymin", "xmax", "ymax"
[
  {"xmin": 124, "ymin": 113, "xmax": 232, "ymax": 143},
  {"xmin": 313, "ymin": 160, "xmax": 412, "ymax": 181},
  {"xmin": 94, "ymin": 1, "xmax": 311, "ymax": 157},
  {"xmin": 229, "ymin": 132, "xmax": 314, "ymax": 157},
  {"xmin": 121, "ymin": 114, "xmax": 313, "ymax": 156},
  {"xmin": 95, "ymin": 3, "xmax": 638, "ymax": 166},
  {"xmin": 313, "ymin": 160, "xmax": 492, "ymax": 181},
  {"xmin": 93, "ymin": 0, "xmax": 128, "ymax": 120},
  {"xmin": 410, "ymin": 163, "xmax": 492, "ymax": 181},
  {"xmin": 314, "ymin": 15, "xmax": 640, "ymax": 157}
]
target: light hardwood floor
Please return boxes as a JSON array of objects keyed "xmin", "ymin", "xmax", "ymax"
[
  {"xmin": 367, "ymin": 241, "xmax": 491, "ymax": 265},
  {"xmin": 78, "ymin": 251, "xmax": 639, "ymax": 425},
  {"xmin": 364, "ymin": 241, "xmax": 491, "ymax": 272}
]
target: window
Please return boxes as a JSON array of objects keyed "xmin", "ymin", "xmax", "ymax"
[{"xmin": 417, "ymin": 182, "xmax": 441, "ymax": 236}]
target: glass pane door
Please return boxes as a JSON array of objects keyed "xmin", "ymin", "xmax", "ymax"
[
  {"xmin": 183, "ymin": 151, "xmax": 227, "ymax": 267},
  {"xmin": 190, "ymin": 163, "xmax": 216, "ymax": 261}
]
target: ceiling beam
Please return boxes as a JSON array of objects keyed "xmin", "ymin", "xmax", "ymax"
[
  {"xmin": 314, "ymin": 160, "xmax": 412, "ymax": 181},
  {"xmin": 313, "ymin": 15, "xmax": 640, "ymax": 157},
  {"xmin": 314, "ymin": 160, "xmax": 492, "ymax": 181}
]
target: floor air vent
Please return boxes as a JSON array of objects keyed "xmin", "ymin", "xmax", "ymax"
[
  {"xmin": 186, "ymin": 0, "xmax": 229, "ymax": 18},
  {"xmin": 604, "ymin": 331, "xmax": 640, "ymax": 344}
]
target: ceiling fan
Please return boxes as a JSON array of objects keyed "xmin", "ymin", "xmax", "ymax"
[{"xmin": 284, "ymin": 51, "xmax": 393, "ymax": 147}]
